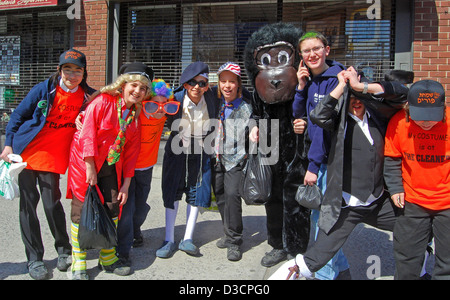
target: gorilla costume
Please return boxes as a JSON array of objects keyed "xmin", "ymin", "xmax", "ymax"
[{"xmin": 244, "ymin": 23, "xmax": 310, "ymax": 264}]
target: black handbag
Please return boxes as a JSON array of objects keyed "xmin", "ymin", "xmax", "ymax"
[
  {"xmin": 78, "ymin": 185, "xmax": 118, "ymax": 250},
  {"xmin": 239, "ymin": 152, "xmax": 272, "ymax": 205},
  {"xmin": 295, "ymin": 184, "xmax": 323, "ymax": 210}
]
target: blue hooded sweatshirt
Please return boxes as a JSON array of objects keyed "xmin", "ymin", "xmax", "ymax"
[{"xmin": 292, "ymin": 60, "xmax": 346, "ymax": 175}]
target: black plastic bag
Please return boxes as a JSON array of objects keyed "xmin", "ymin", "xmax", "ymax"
[
  {"xmin": 239, "ymin": 153, "xmax": 272, "ymax": 205},
  {"xmin": 78, "ymin": 185, "xmax": 118, "ymax": 250},
  {"xmin": 295, "ymin": 184, "xmax": 322, "ymax": 210}
]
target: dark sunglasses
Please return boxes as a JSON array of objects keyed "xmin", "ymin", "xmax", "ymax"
[
  {"xmin": 186, "ymin": 79, "xmax": 208, "ymax": 88},
  {"xmin": 143, "ymin": 101, "xmax": 180, "ymax": 115}
]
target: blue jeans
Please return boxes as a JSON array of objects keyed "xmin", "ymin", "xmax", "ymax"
[
  {"xmin": 117, "ymin": 167, "xmax": 153, "ymax": 258},
  {"xmin": 311, "ymin": 164, "xmax": 349, "ymax": 280}
]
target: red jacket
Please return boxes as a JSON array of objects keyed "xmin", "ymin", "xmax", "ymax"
[{"xmin": 67, "ymin": 93, "xmax": 141, "ymax": 201}]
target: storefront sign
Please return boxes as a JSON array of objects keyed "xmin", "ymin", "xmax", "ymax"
[{"xmin": 0, "ymin": 0, "xmax": 58, "ymax": 10}]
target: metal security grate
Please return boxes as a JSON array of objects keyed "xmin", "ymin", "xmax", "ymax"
[
  {"xmin": 118, "ymin": 0, "xmax": 395, "ymax": 91},
  {"xmin": 0, "ymin": 5, "xmax": 71, "ymax": 111}
]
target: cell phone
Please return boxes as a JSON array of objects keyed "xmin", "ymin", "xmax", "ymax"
[{"xmin": 300, "ymin": 58, "xmax": 311, "ymax": 82}]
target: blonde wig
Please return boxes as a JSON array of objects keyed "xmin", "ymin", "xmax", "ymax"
[{"xmin": 90, "ymin": 73, "xmax": 152, "ymax": 117}]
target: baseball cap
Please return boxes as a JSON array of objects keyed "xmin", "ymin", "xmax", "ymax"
[
  {"xmin": 59, "ymin": 49, "xmax": 87, "ymax": 69},
  {"xmin": 217, "ymin": 62, "xmax": 241, "ymax": 77},
  {"xmin": 408, "ymin": 80, "xmax": 445, "ymax": 121}
]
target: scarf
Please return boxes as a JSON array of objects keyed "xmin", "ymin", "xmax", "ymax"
[
  {"xmin": 215, "ymin": 100, "xmax": 234, "ymax": 163},
  {"xmin": 106, "ymin": 97, "xmax": 136, "ymax": 165}
]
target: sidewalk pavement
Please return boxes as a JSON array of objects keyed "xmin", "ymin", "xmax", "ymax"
[{"xmin": 0, "ymin": 140, "xmax": 433, "ymax": 281}]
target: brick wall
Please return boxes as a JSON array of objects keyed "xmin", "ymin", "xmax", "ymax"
[
  {"xmin": 73, "ymin": 1, "xmax": 109, "ymax": 90},
  {"xmin": 413, "ymin": 0, "xmax": 450, "ymax": 103}
]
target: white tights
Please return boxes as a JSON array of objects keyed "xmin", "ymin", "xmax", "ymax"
[{"xmin": 164, "ymin": 201, "xmax": 199, "ymax": 242}]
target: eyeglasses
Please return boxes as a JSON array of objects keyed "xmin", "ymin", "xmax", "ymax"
[
  {"xmin": 143, "ymin": 100, "xmax": 180, "ymax": 115},
  {"xmin": 300, "ymin": 46, "xmax": 324, "ymax": 56},
  {"xmin": 62, "ymin": 69, "xmax": 84, "ymax": 77},
  {"xmin": 186, "ymin": 79, "xmax": 208, "ymax": 88}
]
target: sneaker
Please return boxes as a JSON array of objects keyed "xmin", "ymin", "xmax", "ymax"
[
  {"xmin": 216, "ymin": 236, "xmax": 228, "ymax": 249},
  {"xmin": 420, "ymin": 273, "xmax": 432, "ymax": 280},
  {"xmin": 98, "ymin": 258, "xmax": 131, "ymax": 276},
  {"xmin": 28, "ymin": 261, "xmax": 49, "ymax": 280},
  {"xmin": 261, "ymin": 248, "xmax": 287, "ymax": 267},
  {"xmin": 227, "ymin": 244, "xmax": 242, "ymax": 261},
  {"xmin": 71, "ymin": 270, "xmax": 89, "ymax": 280},
  {"xmin": 156, "ymin": 241, "xmax": 177, "ymax": 258},
  {"xmin": 56, "ymin": 254, "xmax": 71, "ymax": 272},
  {"xmin": 179, "ymin": 239, "xmax": 199, "ymax": 256}
]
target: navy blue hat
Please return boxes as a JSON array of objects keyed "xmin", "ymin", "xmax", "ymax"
[
  {"xmin": 59, "ymin": 49, "xmax": 86, "ymax": 69},
  {"xmin": 408, "ymin": 80, "xmax": 445, "ymax": 122},
  {"xmin": 179, "ymin": 61, "xmax": 209, "ymax": 86},
  {"xmin": 119, "ymin": 62, "xmax": 154, "ymax": 81}
]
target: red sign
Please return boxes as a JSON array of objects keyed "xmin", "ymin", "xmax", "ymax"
[{"xmin": 0, "ymin": 0, "xmax": 58, "ymax": 10}]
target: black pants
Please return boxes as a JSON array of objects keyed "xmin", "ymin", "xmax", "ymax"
[
  {"xmin": 394, "ymin": 202, "xmax": 450, "ymax": 280},
  {"xmin": 304, "ymin": 193, "xmax": 397, "ymax": 273},
  {"xmin": 212, "ymin": 162, "xmax": 243, "ymax": 246},
  {"xmin": 18, "ymin": 169, "xmax": 71, "ymax": 263}
]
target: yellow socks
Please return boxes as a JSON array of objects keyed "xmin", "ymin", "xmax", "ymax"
[
  {"xmin": 71, "ymin": 222, "xmax": 87, "ymax": 272},
  {"xmin": 71, "ymin": 217, "xmax": 119, "ymax": 269},
  {"xmin": 99, "ymin": 217, "xmax": 119, "ymax": 267}
]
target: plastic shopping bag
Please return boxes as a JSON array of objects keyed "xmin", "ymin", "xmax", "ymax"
[
  {"xmin": 0, "ymin": 155, "xmax": 27, "ymax": 201},
  {"xmin": 239, "ymin": 153, "xmax": 272, "ymax": 205},
  {"xmin": 295, "ymin": 184, "xmax": 323, "ymax": 210},
  {"xmin": 78, "ymin": 185, "xmax": 118, "ymax": 250}
]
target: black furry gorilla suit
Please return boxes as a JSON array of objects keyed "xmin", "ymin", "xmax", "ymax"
[{"xmin": 244, "ymin": 23, "xmax": 310, "ymax": 257}]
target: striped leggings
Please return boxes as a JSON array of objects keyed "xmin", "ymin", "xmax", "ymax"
[{"xmin": 71, "ymin": 218, "xmax": 119, "ymax": 272}]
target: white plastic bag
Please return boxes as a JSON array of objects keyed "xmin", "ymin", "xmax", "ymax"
[{"xmin": 0, "ymin": 154, "xmax": 27, "ymax": 201}]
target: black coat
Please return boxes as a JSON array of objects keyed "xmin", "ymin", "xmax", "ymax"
[
  {"xmin": 251, "ymin": 91, "xmax": 310, "ymax": 254},
  {"xmin": 309, "ymin": 81, "xmax": 408, "ymax": 234},
  {"xmin": 161, "ymin": 88, "xmax": 218, "ymax": 209}
]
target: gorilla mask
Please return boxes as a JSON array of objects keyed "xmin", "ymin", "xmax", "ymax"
[
  {"xmin": 254, "ymin": 41, "xmax": 298, "ymax": 104},
  {"xmin": 244, "ymin": 23, "xmax": 302, "ymax": 105}
]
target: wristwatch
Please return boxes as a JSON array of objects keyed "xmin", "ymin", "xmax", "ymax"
[{"xmin": 362, "ymin": 81, "xmax": 368, "ymax": 94}]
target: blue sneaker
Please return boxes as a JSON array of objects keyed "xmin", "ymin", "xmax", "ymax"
[
  {"xmin": 179, "ymin": 239, "xmax": 199, "ymax": 256},
  {"xmin": 156, "ymin": 241, "xmax": 177, "ymax": 258}
]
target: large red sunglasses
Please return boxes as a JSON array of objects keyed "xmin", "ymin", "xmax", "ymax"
[{"xmin": 143, "ymin": 100, "xmax": 180, "ymax": 115}]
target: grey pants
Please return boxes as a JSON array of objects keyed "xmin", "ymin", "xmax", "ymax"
[{"xmin": 394, "ymin": 201, "xmax": 450, "ymax": 280}]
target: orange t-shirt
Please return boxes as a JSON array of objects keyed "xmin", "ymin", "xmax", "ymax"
[
  {"xmin": 384, "ymin": 108, "xmax": 450, "ymax": 210},
  {"xmin": 135, "ymin": 114, "xmax": 166, "ymax": 169},
  {"xmin": 21, "ymin": 86, "xmax": 84, "ymax": 174}
]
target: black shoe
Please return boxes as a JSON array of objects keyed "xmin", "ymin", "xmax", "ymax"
[
  {"xmin": 335, "ymin": 268, "xmax": 352, "ymax": 280},
  {"xmin": 261, "ymin": 248, "xmax": 287, "ymax": 267},
  {"xmin": 227, "ymin": 244, "xmax": 242, "ymax": 261},
  {"xmin": 216, "ymin": 236, "xmax": 228, "ymax": 249},
  {"xmin": 133, "ymin": 235, "xmax": 144, "ymax": 248},
  {"xmin": 98, "ymin": 258, "xmax": 131, "ymax": 276},
  {"xmin": 28, "ymin": 261, "xmax": 49, "ymax": 280},
  {"xmin": 56, "ymin": 254, "xmax": 71, "ymax": 272}
]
